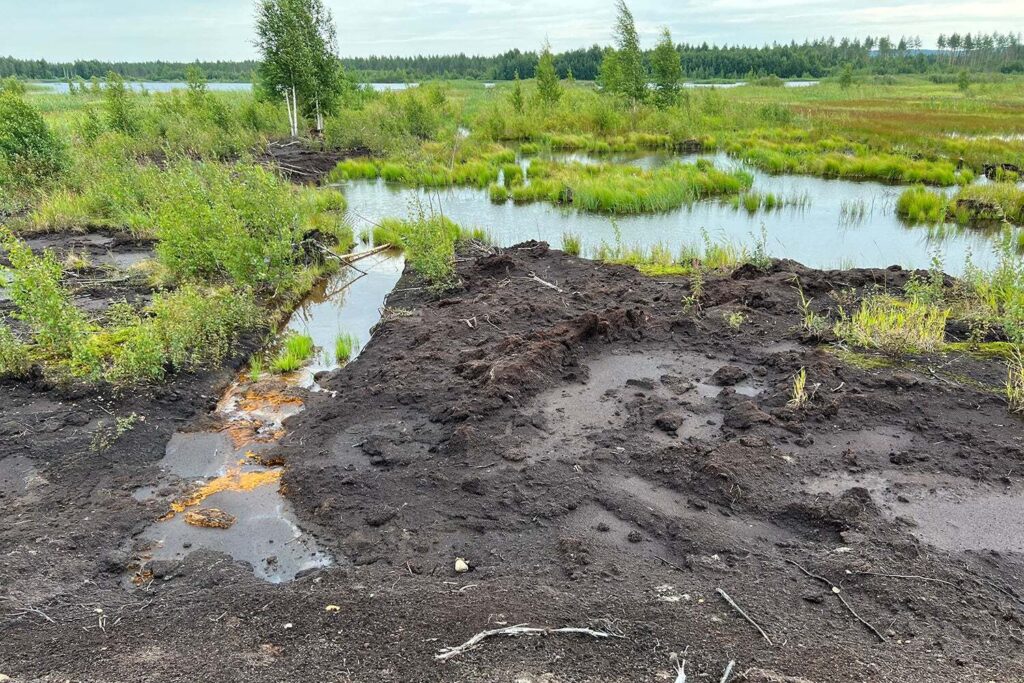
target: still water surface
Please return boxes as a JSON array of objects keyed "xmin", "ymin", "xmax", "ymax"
[{"xmin": 338, "ymin": 151, "xmax": 1009, "ymax": 275}]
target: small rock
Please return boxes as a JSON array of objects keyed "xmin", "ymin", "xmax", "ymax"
[
  {"xmin": 0, "ymin": 421, "xmax": 20, "ymax": 436},
  {"xmin": 455, "ymin": 558, "xmax": 470, "ymax": 573},
  {"xmin": 627, "ymin": 530, "xmax": 643, "ymax": 543}
]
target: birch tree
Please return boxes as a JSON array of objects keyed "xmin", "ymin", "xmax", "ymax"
[{"xmin": 254, "ymin": 0, "xmax": 342, "ymax": 136}]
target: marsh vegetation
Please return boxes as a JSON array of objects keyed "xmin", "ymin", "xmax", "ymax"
[{"xmin": 0, "ymin": 0, "xmax": 1022, "ymax": 396}]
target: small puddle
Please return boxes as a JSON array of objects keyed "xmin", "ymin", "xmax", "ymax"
[
  {"xmin": 129, "ymin": 252, "xmax": 404, "ymax": 585},
  {"xmin": 806, "ymin": 471, "xmax": 1024, "ymax": 554}
]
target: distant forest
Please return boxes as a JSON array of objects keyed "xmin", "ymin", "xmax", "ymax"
[{"xmin": 3, "ymin": 33, "xmax": 1022, "ymax": 83}]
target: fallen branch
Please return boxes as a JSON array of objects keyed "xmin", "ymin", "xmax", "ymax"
[
  {"xmin": 720, "ymin": 660, "xmax": 736, "ymax": 683},
  {"xmin": 717, "ymin": 588, "xmax": 772, "ymax": 645},
  {"xmin": 338, "ymin": 244, "xmax": 393, "ymax": 265},
  {"xmin": 785, "ymin": 560, "xmax": 886, "ymax": 643},
  {"xmin": 852, "ymin": 570, "xmax": 957, "ymax": 588},
  {"xmin": 435, "ymin": 623, "xmax": 623, "ymax": 661},
  {"xmin": 1, "ymin": 596, "xmax": 55, "ymax": 624},
  {"xmin": 526, "ymin": 272, "xmax": 564, "ymax": 293}
]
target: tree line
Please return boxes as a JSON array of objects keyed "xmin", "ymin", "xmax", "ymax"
[
  {"xmin": 0, "ymin": 57, "xmax": 259, "ymax": 82},
  {"xmin": 2, "ymin": 24, "xmax": 1021, "ymax": 84}
]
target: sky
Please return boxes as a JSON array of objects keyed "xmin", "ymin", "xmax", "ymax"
[{"xmin": 2, "ymin": 0, "xmax": 1023, "ymax": 62}]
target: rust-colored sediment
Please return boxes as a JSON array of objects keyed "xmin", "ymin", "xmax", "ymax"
[
  {"xmin": 164, "ymin": 468, "xmax": 283, "ymax": 518},
  {"xmin": 185, "ymin": 508, "xmax": 237, "ymax": 529}
]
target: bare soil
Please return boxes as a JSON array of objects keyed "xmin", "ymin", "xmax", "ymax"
[{"xmin": 2, "ymin": 240, "xmax": 1023, "ymax": 682}]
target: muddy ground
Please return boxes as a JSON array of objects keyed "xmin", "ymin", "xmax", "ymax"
[{"xmin": 2, "ymin": 240, "xmax": 1023, "ymax": 682}]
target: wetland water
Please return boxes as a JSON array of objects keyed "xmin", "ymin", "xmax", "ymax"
[
  {"xmin": 338, "ymin": 151, "xmax": 1010, "ymax": 276},
  {"xmin": 129, "ymin": 253, "xmax": 403, "ymax": 584},
  {"xmin": 33, "ymin": 81, "xmax": 416, "ymax": 94}
]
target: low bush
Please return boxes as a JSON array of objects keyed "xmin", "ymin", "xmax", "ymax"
[
  {"xmin": 0, "ymin": 93, "xmax": 68, "ymax": 189},
  {"xmin": 105, "ymin": 286, "xmax": 262, "ymax": 384},
  {"xmin": 0, "ymin": 319, "xmax": 30, "ymax": 378},
  {"xmin": 0, "ymin": 227, "xmax": 94, "ymax": 363}
]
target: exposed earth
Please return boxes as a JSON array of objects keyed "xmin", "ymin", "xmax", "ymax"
[{"xmin": 2, "ymin": 238, "xmax": 1024, "ymax": 682}]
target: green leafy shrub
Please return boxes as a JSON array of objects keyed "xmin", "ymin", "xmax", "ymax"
[
  {"xmin": 0, "ymin": 93, "xmax": 68, "ymax": 187},
  {"xmin": 0, "ymin": 227, "xmax": 94, "ymax": 364},
  {"xmin": 106, "ymin": 286, "xmax": 262, "ymax": 384},
  {"xmin": 103, "ymin": 72, "xmax": 139, "ymax": 135},
  {"xmin": 152, "ymin": 161, "xmax": 306, "ymax": 290}
]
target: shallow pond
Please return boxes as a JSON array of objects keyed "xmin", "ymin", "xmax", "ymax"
[{"xmin": 338, "ymin": 152, "xmax": 1010, "ymax": 275}]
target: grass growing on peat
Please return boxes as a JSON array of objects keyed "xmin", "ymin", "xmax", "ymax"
[
  {"xmin": 951, "ymin": 183, "xmax": 1024, "ymax": 227},
  {"xmin": 896, "ymin": 185, "xmax": 949, "ymax": 224},
  {"xmin": 833, "ymin": 294, "xmax": 949, "ymax": 357},
  {"xmin": 516, "ymin": 158, "xmax": 752, "ymax": 214},
  {"xmin": 561, "ymin": 232, "xmax": 582, "ymax": 256},
  {"xmin": 1008, "ymin": 348, "xmax": 1024, "ymax": 414}
]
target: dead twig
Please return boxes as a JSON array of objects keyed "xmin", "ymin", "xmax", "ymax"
[
  {"xmin": 720, "ymin": 660, "xmax": 737, "ymax": 683},
  {"xmin": 435, "ymin": 623, "xmax": 623, "ymax": 661},
  {"xmin": 523, "ymin": 272, "xmax": 564, "ymax": 293},
  {"xmin": 717, "ymin": 588, "xmax": 772, "ymax": 645},
  {"xmin": 852, "ymin": 571, "xmax": 957, "ymax": 588},
  {"xmin": 786, "ymin": 559, "xmax": 886, "ymax": 642}
]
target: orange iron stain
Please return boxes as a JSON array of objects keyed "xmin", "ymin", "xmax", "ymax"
[{"xmin": 166, "ymin": 468, "xmax": 283, "ymax": 516}]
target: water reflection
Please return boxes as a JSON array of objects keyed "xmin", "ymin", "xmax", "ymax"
[{"xmin": 337, "ymin": 152, "xmax": 1012, "ymax": 275}]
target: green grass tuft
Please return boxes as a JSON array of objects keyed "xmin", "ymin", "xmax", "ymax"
[
  {"xmin": 335, "ymin": 333, "xmax": 360, "ymax": 364},
  {"xmin": 271, "ymin": 333, "xmax": 316, "ymax": 374}
]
